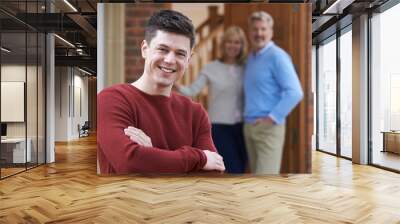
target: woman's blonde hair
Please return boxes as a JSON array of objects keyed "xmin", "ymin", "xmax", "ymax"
[{"xmin": 220, "ymin": 26, "xmax": 248, "ymax": 65}]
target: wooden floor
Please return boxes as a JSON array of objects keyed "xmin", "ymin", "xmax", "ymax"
[
  {"xmin": 1, "ymin": 167, "xmax": 26, "ymax": 178},
  {"xmin": 1, "ymin": 135, "xmax": 400, "ymax": 223}
]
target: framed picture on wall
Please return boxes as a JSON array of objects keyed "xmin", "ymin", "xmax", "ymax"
[{"xmin": 1, "ymin": 81, "xmax": 25, "ymax": 122}]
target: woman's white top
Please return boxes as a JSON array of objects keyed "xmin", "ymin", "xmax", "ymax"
[{"xmin": 178, "ymin": 60, "xmax": 244, "ymax": 124}]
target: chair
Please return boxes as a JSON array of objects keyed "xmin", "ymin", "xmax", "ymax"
[{"xmin": 79, "ymin": 121, "xmax": 90, "ymax": 138}]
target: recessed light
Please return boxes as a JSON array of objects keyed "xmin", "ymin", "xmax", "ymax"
[
  {"xmin": 1, "ymin": 47, "xmax": 11, "ymax": 53},
  {"xmin": 322, "ymin": 0, "xmax": 354, "ymax": 15},
  {"xmin": 63, "ymin": 0, "xmax": 78, "ymax": 12},
  {"xmin": 78, "ymin": 67, "xmax": 93, "ymax": 76},
  {"xmin": 54, "ymin": 34, "xmax": 75, "ymax": 48}
]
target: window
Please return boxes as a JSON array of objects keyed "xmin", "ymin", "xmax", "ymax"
[
  {"xmin": 339, "ymin": 29, "xmax": 352, "ymax": 158},
  {"xmin": 371, "ymin": 2, "xmax": 400, "ymax": 171},
  {"xmin": 317, "ymin": 36, "xmax": 337, "ymax": 155}
]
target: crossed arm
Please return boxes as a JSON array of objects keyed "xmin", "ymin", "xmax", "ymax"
[
  {"xmin": 123, "ymin": 126, "xmax": 225, "ymax": 172},
  {"xmin": 97, "ymin": 88, "xmax": 225, "ymax": 174}
]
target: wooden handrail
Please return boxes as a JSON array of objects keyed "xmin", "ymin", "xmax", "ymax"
[
  {"xmin": 195, "ymin": 15, "xmax": 224, "ymax": 34},
  {"xmin": 178, "ymin": 6, "xmax": 224, "ymax": 109},
  {"xmin": 194, "ymin": 23, "xmax": 224, "ymax": 52}
]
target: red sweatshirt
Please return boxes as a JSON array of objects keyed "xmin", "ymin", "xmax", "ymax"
[{"xmin": 97, "ymin": 84, "xmax": 217, "ymax": 174}]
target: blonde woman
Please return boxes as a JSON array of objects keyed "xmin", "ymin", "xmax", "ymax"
[{"xmin": 176, "ymin": 26, "xmax": 248, "ymax": 173}]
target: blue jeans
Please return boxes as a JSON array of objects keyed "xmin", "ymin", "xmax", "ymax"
[{"xmin": 212, "ymin": 123, "xmax": 248, "ymax": 174}]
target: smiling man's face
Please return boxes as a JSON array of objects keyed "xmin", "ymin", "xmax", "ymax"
[
  {"xmin": 141, "ymin": 30, "xmax": 191, "ymax": 88},
  {"xmin": 249, "ymin": 19, "xmax": 273, "ymax": 52}
]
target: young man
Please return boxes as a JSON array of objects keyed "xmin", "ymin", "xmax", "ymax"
[
  {"xmin": 243, "ymin": 11, "xmax": 303, "ymax": 174},
  {"xmin": 97, "ymin": 10, "xmax": 225, "ymax": 174}
]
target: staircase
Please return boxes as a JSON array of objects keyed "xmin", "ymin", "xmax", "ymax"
[{"xmin": 178, "ymin": 6, "xmax": 224, "ymax": 109}]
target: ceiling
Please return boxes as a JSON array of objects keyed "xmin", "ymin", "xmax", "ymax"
[
  {"xmin": 308, "ymin": 0, "xmax": 390, "ymax": 42},
  {"xmin": 0, "ymin": 0, "xmax": 395, "ymax": 75},
  {"xmin": 0, "ymin": 0, "xmax": 98, "ymax": 74}
]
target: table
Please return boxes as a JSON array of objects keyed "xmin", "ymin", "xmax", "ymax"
[
  {"xmin": 1, "ymin": 138, "xmax": 32, "ymax": 163},
  {"xmin": 381, "ymin": 131, "xmax": 400, "ymax": 154}
]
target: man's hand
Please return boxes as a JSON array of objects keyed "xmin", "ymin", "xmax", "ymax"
[
  {"xmin": 124, "ymin": 126, "xmax": 153, "ymax": 147},
  {"xmin": 202, "ymin": 150, "xmax": 225, "ymax": 172},
  {"xmin": 254, "ymin": 116, "xmax": 275, "ymax": 125}
]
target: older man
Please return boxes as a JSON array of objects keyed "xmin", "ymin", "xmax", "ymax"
[{"xmin": 243, "ymin": 11, "xmax": 303, "ymax": 174}]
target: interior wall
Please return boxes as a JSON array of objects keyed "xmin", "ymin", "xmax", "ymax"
[
  {"xmin": 55, "ymin": 67, "xmax": 89, "ymax": 141},
  {"xmin": 1, "ymin": 65, "xmax": 39, "ymax": 139},
  {"xmin": 72, "ymin": 73, "xmax": 89, "ymax": 137},
  {"xmin": 55, "ymin": 67, "xmax": 68, "ymax": 141}
]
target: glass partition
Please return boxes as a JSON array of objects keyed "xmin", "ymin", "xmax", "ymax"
[
  {"xmin": 0, "ymin": 1, "xmax": 46, "ymax": 179},
  {"xmin": 1, "ymin": 30, "xmax": 28, "ymax": 177}
]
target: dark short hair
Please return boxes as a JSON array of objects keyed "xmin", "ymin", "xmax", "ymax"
[{"xmin": 145, "ymin": 10, "xmax": 195, "ymax": 48}]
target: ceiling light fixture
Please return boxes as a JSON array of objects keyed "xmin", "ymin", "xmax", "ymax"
[
  {"xmin": 54, "ymin": 34, "xmax": 75, "ymax": 48},
  {"xmin": 76, "ymin": 48, "xmax": 85, "ymax": 55},
  {"xmin": 322, "ymin": 0, "xmax": 354, "ymax": 15},
  {"xmin": 78, "ymin": 67, "xmax": 93, "ymax": 76},
  {"xmin": 63, "ymin": 0, "xmax": 78, "ymax": 12},
  {"xmin": 1, "ymin": 47, "xmax": 11, "ymax": 53}
]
